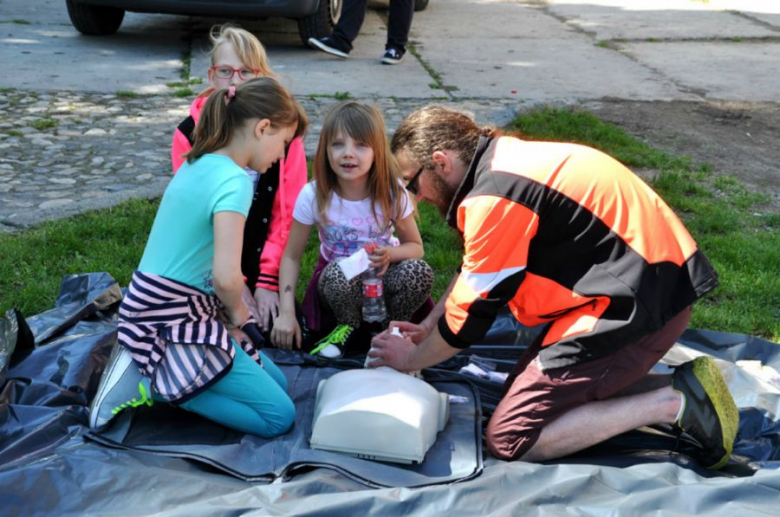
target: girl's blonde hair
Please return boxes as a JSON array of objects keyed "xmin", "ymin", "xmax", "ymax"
[
  {"xmin": 185, "ymin": 77, "xmax": 308, "ymax": 164},
  {"xmin": 197, "ymin": 24, "xmax": 277, "ymax": 99},
  {"xmin": 314, "ymin": 101, "xmax": 406, "ymax": 227},
  {"xmin": 210, "ymin": 24, "xmax": 276, "ymax": 78}
]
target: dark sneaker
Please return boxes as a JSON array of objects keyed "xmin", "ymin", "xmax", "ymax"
[
  {"xmin": 308, "ymin": 37, "xmax": 349, "ymax": 58},
  {"xmin": 89, "ymin": 344, "xmax": 153, "ymax": 428},
  {"xmin": 672, "ymin": 356, "xmax": 739, "ymax": 469},
  {"xmin": 310, "ymin": 324, "xmax": 354, "ymax": 359},
  {"xmin": 381, "ymin": 47, "xmax": 405, "ymax": 65}
]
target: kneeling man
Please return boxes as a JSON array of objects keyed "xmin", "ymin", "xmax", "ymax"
[{"xmin": 370, "ymin": 106, "xmax": 738, "ymax": 469}]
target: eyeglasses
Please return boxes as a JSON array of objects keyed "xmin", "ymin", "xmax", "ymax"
[
  {"xmin": 210, "ymin": 66, "xmax": 261, "ymax": 81},
  {"xmin": 405, "ymin": 166, "xmax": 425, "ymax": 195}
]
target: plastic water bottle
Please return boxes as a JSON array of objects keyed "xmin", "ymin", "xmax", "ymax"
[
  {"xmin": 364, "ymin": 326, "xmax": 402, "ymax": 369},
  {"xmin": 361, "ymin": 267, "xmax": 387, "ymax": 325}
]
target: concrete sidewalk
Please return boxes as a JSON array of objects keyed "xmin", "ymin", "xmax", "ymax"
[
  {"xmin": 5, "ymin": 0, "xmax": 778, "ymax": 101},
  {"xmin": 1, "ymin": 0, "xmax": 778, "ymax": 229}
]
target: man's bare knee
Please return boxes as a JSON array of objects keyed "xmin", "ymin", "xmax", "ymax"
[{"xmin": 517, "ymin": 442, "xmax": 547, "ymax": 462}]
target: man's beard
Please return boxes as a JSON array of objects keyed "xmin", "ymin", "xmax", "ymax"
[{"xmin": 429, "ymin": 170, "xmax": 458, "ymax": 218}]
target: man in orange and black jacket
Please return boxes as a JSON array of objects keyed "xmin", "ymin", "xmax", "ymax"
[{"xmin": 369, "ymin": 106, "xmax": 738, "ymax": 470}]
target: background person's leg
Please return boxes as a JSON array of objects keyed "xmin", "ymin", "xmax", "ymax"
[
  {"xmin": 180, "ymin": 344, "xmax": 295, "ymax": 438},
  {"xmin": 330, "ymin": 0, "xmax": 369, "ymax": 51},
  {"xmin": 386, "ymin": 0, "xmax": 414, "ymax": 50}
]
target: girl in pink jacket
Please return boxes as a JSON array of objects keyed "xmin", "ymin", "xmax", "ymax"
[{"xmin": 171, "ymin": 25, "xmax": 308, "ymax": 341}]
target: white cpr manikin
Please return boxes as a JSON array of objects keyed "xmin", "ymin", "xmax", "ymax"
[{"xmin": 310, "ymin": 367, "xmax": 451, "ymax": 464}]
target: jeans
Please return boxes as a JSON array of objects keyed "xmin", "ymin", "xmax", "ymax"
[
  {"xmin": 178, "ymin": 343, "xmax": 295, "ymax": 438},
  {"xmin": 331, "ymin": 0, "xmax": 414, "ymax": 52}
]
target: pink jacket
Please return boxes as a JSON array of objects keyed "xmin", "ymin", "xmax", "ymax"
[{"xmin": 171, "ymin": 94, "xmax": 308, "ymax": 292}]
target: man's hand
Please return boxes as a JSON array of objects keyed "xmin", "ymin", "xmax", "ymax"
[
  {"xmin": 370, "ymin": 321, "xmax": 462, "ymax": 373},
  {"xmin": 253, "ymin": 287, "xmax": 280, "ymax": 331},
  {"xmin": 388, "ymin": 320, "xmax": 431, "ymax": 345},
  {"xmin": 367, "ymin": 330, "xmax": 418, "ymax": 371}
]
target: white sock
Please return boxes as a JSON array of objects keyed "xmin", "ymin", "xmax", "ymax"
[{"xmin": 674, "ymin": 391, "xmax": 686, "ymax": 424}]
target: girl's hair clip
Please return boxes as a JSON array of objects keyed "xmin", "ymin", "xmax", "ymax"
[{"xmin": 224, "ymin": 85, "xmax": 237, "ymax": 106}]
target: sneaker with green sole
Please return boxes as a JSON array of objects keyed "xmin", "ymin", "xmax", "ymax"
[
  {"xmin": 310, "ymin": 324, "xmax": 355, "ymax": 359},
  {"xmin": 672, "ymin": 356, "xmax": 739, "ymax": 469}
]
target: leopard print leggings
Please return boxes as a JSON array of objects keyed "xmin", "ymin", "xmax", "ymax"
[{"xmin": 318, "ymin": 259, "xmax": 434, "ymax": 328}]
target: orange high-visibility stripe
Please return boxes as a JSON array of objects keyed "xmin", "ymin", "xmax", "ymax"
[
  {"xmin": 445, "ymin": 195, "xmax": 538, "ymax": 336},
  {"xmin": 490, "ymin": 137, "xmax": 698, "ymax": 266}
]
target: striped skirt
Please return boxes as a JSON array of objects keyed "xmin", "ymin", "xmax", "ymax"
[{"xmin": 118, "ymin": 271, "xmax": 262, "ymax": 403}]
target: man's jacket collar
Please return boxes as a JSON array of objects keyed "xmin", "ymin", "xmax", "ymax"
[{"xmin": 445, "ymin": 135, "xmax": 493, "ymax": 229}]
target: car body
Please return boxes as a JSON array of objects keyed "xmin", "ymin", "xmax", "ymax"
[{"xmin": 65, "ymin": 0, "xmax": 429, "ymax": 45}]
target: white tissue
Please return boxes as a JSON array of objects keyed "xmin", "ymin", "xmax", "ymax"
[{"xmin": 337, "ymin": 248, "xmax": 371, "ymax": 281}]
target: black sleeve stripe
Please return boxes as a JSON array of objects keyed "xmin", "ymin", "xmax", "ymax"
[
  {"xmin": 438, "ymin": 316, "xmax": 472, "ymax": 349},
  {"xmin": 177, "ymin": 116, "xmax": 196, "ymax": 146}
]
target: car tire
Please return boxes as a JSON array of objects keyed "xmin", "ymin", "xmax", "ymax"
[
  {"xmin": 66, "ymin": 0, "xmax": 125, "ymax": 36},
  {"xmin": 414, "ymin": 0, "xmax": 429, "ymax": 12},
  {"xmin": 298, "ymin": 0, "xmax": 343, "ymax": 45}
]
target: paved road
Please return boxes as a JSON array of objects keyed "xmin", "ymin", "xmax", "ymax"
[{"xmin": 1, "ymin": 0, "xmax": 778, "ymax": 229}]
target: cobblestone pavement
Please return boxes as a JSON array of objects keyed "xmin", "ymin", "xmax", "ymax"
[{"xmin": 0, "ymin": 89, "xmax": 521, "ymax": 232}]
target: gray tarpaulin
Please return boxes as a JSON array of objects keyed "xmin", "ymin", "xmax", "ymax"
[
  {"xmin": 1, "ymin": 273, "xmax": 779, "ymax": 516},
  {"xmin": 86, "ymin": 366, "xmax": 482, "ymax": 487}
]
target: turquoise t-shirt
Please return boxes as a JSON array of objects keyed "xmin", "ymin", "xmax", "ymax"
[{"xmin": 138, "ymin": 154, "xmax": 253, "ymax": 294}]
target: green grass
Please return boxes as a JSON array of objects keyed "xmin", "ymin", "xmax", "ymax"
[
  {"xmin": 116, "ymin": 90, "xmax": 139, "ymax": 98},
  {"xmin": 0, "ymin": 198, "xmax": 157, "ymax": 315},
  {"xmin": 173, "ymin": 88, "xmax": 195, "ymax": 98},
  {"xmin": 509, "ymin": 107, "xmax": 697, "ymax": 172},
  {"xmin": 180, "ymin": 54, "xmax": 191, "ymax": 81},
  {"xmin": 1, "ymin": 107, "xmax": 777, "ymax": 342},
  {"xmin": 408, "ymin": 44, "xmax": 455, "ymax": 99},
  {"xmin": 28, "ymin": 119, "xmax": 57, "ymax": 130},
  {"xmin": 414, "ymin": 204, "xmax": 462, "ymax": 299},
  {"xmin": 166, "ymin": 79, "xmax": 203, "ymax": 88},
  {"xmin": 4, "ymin": 129, "xmax": 23, "ymax": 137}
]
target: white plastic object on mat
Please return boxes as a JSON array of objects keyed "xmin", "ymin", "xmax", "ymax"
[
  {"xmin": 310, "ymin": 368, "xmax": 450, "ymax": 464},
  {"xmin": 364, "ymin": 326, "xmax": 402, "ymax": 368}
]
